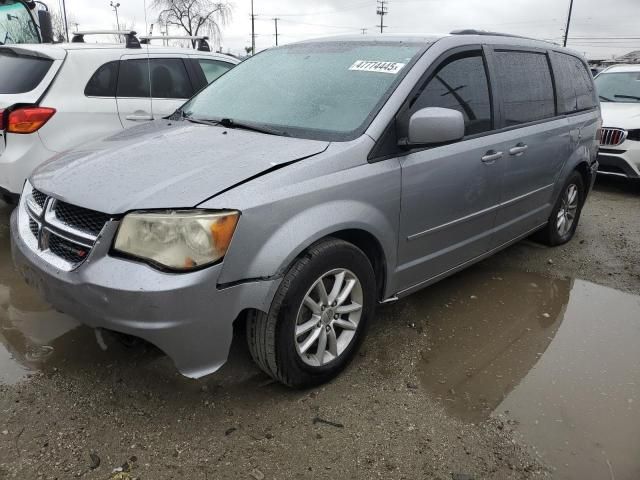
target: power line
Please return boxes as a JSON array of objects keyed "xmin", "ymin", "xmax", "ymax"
[{"xmin": 376, "ymin": 0, "xmax": 388, "ymax": 34}]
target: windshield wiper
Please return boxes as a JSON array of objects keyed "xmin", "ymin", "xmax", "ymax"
[
  {"xmin": 218, "ymin": 117, "xmax": 289, "ymax": 137},
  {"xmin": 599, "ymin": 95, "xmax": 613, "ymax": 102},
  {"xmin": 614, "ymin": 94, "xmax": 640, "ymax": 101}
]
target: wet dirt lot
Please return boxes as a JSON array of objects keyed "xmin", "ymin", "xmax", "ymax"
[{"xmin": 1, "ymin": 177, "xmax": 639, "ymax": 480}]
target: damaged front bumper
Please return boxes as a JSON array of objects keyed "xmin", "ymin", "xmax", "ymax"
[{"xmin": 10, "ymin": 208, "xmax": 280, "ymax": 378}]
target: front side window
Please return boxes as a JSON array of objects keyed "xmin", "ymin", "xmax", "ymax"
[
  {"xmin": 198, "ymin": 59, "xmax": 233, "ymax": 84},
  {"xmin": 595, "ymin": 71, "xmax": 640, "ymax": 104},
  {"xmin": 183, "ymin": 41, "xmax": 427, "ymax": 141},
  {"xmin": 85, "ymin": 61, "xmax": 119, "ymax": 97},
  {"xmin": 117, "ymin": 58, "xmax": 193, "ymax": 99},
  {"xmin": 409, "ymin": 53, "xmax": 492, "ymax": 136},
  {"xmin": 0, "ymin": 0, "xmax": 39, "ymax": 45},
  {"xmin": 494, "ymin": 51, "xmax": 555, "ymax": 126}
]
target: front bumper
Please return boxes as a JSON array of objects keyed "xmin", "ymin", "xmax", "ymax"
[
  {"xmin": 597, "ymin": 140, "xmax": 640, "ymax": 179},
  {"xmin": 10, "ymin": 209, "xmax": 280, "ymax": 378}
]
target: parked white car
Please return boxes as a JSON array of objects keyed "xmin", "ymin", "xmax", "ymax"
[
  {"xmin": 594, "ymin": 64, "xmax": 640, "ymax": 180},
  {"xmin": 0, "ymin": 31, "xmax": 239, "ymax": 201}
]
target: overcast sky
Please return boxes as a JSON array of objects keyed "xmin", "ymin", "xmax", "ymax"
[{"xmin": 53, "ymin": 0, "xmax": 640, "ymax": 59}]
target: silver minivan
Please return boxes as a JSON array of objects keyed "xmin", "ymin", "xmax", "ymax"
[{"xmin": 11, "ymin": 32, "xmax": 600, "ymax": 388}]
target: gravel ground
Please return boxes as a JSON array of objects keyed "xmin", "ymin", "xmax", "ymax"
[{"xmin": 0, "ymin": 176, "xmax": 638, "ymax": 480}]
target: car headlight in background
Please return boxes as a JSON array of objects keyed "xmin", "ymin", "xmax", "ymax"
[{"xmin": 113, "ymin": 210, "xmax": 240, "ymax": 271}]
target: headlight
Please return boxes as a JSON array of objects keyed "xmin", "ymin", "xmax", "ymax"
[{"xmin": 113, "ymin": 210, "xmax": 239, "ymax": 271}]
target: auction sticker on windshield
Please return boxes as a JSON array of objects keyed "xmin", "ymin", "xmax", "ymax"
[{"xmin": 349, "ymin": 60, "xmax": 406, "ymax": 74}]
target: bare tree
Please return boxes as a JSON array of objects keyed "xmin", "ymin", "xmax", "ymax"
[
  {"xmin": 50, "ymin": 8, "xmax": 76, "ymax": 43},
  {"xmin": 151, "ymin": 0, "xmax": 231, "ymax": 48}
]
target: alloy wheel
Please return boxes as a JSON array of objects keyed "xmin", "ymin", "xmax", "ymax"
[
  {"xmin": 294, "ymin": 268, "xmax": 364, "ymax": 367},
  {"xmin": 556, "ymin": 183, "xmax": 579, "ymax": 237}
]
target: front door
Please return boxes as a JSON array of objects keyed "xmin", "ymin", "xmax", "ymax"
[{"xmin": 395, "ymin": 50, "xmax": 504, "ymax": 292}]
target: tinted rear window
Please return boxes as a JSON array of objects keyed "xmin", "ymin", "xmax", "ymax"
[
  {"xmin": 0, "ymin": 51, "xmax": 53, "ymax": 94},
  {"xmin": 553, "ymin": 53, "xmax": 597, "ymax": 113},
  {"xmin": 494, "ymin": 51, "xmax": 555, "ymax": 126},
  {"xmin": 85, "ymin": 61, "xmax": 120, "ymax": 97}
]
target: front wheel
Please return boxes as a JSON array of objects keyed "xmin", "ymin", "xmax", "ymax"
[
  {"xmin": 246, "ymin": 238, "xmax": 376, "ymax": 388},
  {"xmin": 536, "ymin": 171, "xmax": 585, "ymax": 246}
]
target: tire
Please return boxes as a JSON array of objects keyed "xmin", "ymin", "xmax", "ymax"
[
  {"xmin": 246, "ymin": 238, "xmax": 376, "ymax": 388},
  {"xmin": 536, "ymin": 171, "xmax": 585, "ymax": 246}
]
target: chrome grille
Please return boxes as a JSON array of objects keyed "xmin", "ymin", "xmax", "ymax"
[
  {"xmin": 48, "ymin": 235, "xmax": 90, "ymax": 264},
  {"xmin": 53, "ymin": 201, "xmax": 111, "ymax": 236},
  {"xmin": 22, "ymin": 185, "xmax": 111, "ymax": 270},
  {"xmin": 599, "ymin": 127, "xmax": 627, "ymax": 146},
  {"xmin": 31, "ymin": 189, "xmax": 47, "ymax": 209},
  {"xmin": 29, "ymin": 219, "xmax": 39, "ymax": 239}
]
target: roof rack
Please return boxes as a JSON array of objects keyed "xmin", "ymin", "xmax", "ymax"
[
  {"xmin": 71, "ymin": 30, "xmax": 141, "ymax": 49},
  {"xmin": 139, "ymin": 35, "xmax": 211, "ymax": 52},
  {"xmin": 450, "ymin": 29, "xmax": 545, "ymax": 42}
]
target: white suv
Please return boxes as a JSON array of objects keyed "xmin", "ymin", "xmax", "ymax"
[
  {"xmin": 594, "ymin": 64, "xmax": 640, "ymax": 180},
  {"xmin": 0, "ymin": 32, "xmax": 238, "ymax": 201}
]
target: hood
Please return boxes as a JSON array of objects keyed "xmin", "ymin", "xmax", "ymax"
[
  {"xmin": 600, "ymin": 102, "xmax": 640, "ymax": 129},
  {"xmin": 31, "ymin": 121, "xmax": 329, "ymax": 214}
]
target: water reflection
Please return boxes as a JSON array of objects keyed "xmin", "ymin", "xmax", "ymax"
[
  {"xmin": 0, "ymin": 203, "xmax": 80, "ymax": 383},
  {"xmin": 416, "ymin": 270, "xmax": 640, "ymax": 480}
]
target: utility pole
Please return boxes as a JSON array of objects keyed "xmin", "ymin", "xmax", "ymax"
[
  {"xmin": 376, "ymin": 0, "xmax": 388, "ymax": 34},
  {"xmin": 250, "ymin": 0, "xmax": 256, "ymax": 55},
  {"xmin": 110, "ymin": 1, "xmax": 121, "ymax": 31},
  {"xmin": 563, "ymin": 0, "xmax": 574, "ymax": 47},
  {"xmin": 61, "ymin": 0, "xmax": 69, "ymax": 41},
  {"xmin": 273, "ymin": 17, "xmax": 279, "ymax": 46},
  {"xmin": 360, "ymin": 28, "xmax": 367, "ymax": 35}
]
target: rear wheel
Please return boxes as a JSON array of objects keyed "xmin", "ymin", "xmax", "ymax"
[
  {"xmin": 536, "ymin": 171, "xmax": 585, "ymax": 246},
  {"xmin": 246, "ymin": 238, "xmax": 376, "ymax": 388}
]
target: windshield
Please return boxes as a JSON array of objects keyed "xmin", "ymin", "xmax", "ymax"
[
  {"xmin": 595, "ymin": 72, "xmax": 640, "ymax": 103},
  {"xmin": 0, "ymin": 0, "xmax": 39, "ymax": 45},
  {"xmin": 182, "ymin": 41, "xmax": 426, "ymax": 141}
]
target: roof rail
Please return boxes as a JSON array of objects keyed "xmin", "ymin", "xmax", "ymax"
[
  {"xmin": 139, "ymin": 35, "xmax": 211, "ymax": 52},
  {"xmin": 71, "ymin": 30, "xmax": 141, "ymax": 49},
  {"xmin": 450, "ymin": 29, "xmax": 547, "ymax": 43}
]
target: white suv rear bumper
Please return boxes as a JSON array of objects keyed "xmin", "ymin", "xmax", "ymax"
[{"xmin": 0, "ymin": 133, "xmax": 58, "ymax": 195}]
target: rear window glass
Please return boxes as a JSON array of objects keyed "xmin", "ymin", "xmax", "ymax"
[
  {"xmin": 554, "ymin": 53, "xmax": 597, "ymax": 113},
  {"xmin": 85, "ymin": 61, "xmax": 120, "ymax": 97},
  {"xmin": 494, "ymin": 51, "xmax": 555, "ymax": 126},
  {"xmin": 0, "ymin": 51, "xmax": 52, "ymax": 94}
]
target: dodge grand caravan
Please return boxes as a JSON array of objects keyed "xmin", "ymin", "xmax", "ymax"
[{"xmin": 11, "ymin": 32, "xmax": 600, "ymax": 388}]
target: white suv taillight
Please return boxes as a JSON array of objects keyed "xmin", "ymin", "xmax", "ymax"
[{"xmin": 7, "ymin": 107, "xmax": 56, "ymax": 134}]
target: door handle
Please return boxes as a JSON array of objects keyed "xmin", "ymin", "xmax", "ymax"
[
  {"xmin": 125, "ymin": 114, "xmax": 154, "ymax": 121},
  {"xmin": 509, "ymin": 143, "xmax": 528, "ymax": 156},
  {"xmin": 481, "ymin": 151, "xmax": 503, "ymax": 164}
]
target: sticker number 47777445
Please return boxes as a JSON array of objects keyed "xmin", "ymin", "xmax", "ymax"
[{"xmin": 349, "ymin": 60, "xmax": 406, "ymax": 74}]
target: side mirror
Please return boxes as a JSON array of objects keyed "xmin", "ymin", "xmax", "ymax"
[{"xmin": 404, "ymin": 107, "xmax": 465, "ymax": 146}]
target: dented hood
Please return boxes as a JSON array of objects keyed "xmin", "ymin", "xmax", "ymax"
[{"xmin": 31, "ymin": 121, "xmax": 329, "ymax": 214}]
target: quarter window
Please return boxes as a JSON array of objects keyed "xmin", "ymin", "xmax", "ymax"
[
  {"xmin": 85, "ymin": 61, "xmax": 119, "ymax": 97},
  {"xmin": 494, "ymin": 51, "xmax": 555, "ymax": 126},
  {"xmin": 410, "ymin": 53, "xmax": 493, "ymax": 136},
  {"xmin": 554, "ymin": 53, "xmax": 597, "ymax": 112},
  {"xmin": 197, "ymin": 59, "xmax": 233, "ymax": 84},
  {"xmin": 117, "ymin": 58, "xmax": 193, "ymax": 99}
]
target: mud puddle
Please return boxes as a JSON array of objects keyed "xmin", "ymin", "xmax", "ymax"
[{"xmin": 415, "ymin": 270, "xmax": 640, "ymax": 480}]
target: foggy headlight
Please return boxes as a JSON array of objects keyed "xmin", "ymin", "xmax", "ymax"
[{"xmin": 113, "ymin": 210, "xmax": 240, "ymax": 271}]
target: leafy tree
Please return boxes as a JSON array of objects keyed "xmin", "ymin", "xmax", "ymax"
[{"xmin": 151, "ymin": 0, "xmax": 231, "ymax": 48}]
